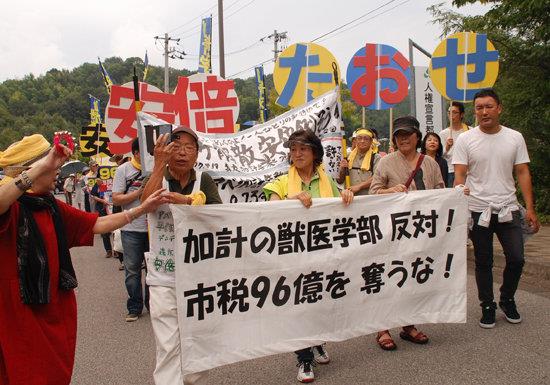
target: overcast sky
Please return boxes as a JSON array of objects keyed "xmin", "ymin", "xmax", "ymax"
[{"xmin": 1, "ymin": 0, "xmax": 490, "ymax": 83}]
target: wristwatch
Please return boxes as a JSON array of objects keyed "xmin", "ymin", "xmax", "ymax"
[{"xmin": 15, "ymin": 171, "xmax": 33, "ymax": 192}]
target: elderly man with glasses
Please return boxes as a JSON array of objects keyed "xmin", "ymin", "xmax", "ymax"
[{"xmin": 141, "ymin": 125, "xmax": 222, "ymax": 385}]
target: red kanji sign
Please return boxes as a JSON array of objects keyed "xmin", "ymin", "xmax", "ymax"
[{"xmin": 105, "ymin": 74, "xmax": 240, "ymax": 154}]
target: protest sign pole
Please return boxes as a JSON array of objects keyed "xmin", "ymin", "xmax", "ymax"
[
  {"xmin": 389, "ymin": 107, "xmax": 394, "ymax": 151},
  {"xmin": 305, "ymin": 44, "xmax": 310, "ymax": 105},
  {"xmin": 332, "ymin": 62, "xmax": 350, "ymax": 188},
  {"xmin": 362, "ymin": 107, "xmax": 366, "ymax": 127}
]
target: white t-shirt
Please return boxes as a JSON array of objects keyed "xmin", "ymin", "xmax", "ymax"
[
  {"xmin": 452, "ymin": 126, "xmax": 530, "ymax": 213},
  {"xmin": 439, "ymin": 125, "xmax": 469, "ymax": 173},
  {"xmin": 112, "ymin": 161, "xmax": 147, "ymax": 232}
]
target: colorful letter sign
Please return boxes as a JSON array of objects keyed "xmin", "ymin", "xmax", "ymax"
[
  {"xmin": 346, "ymin": 43, "xmax": 411, "ymax": 110},
  {"xmin": 105, "ymin": 74, "xmax": 239, "ymax": 154},
  {"xmin": 429, "ymin": 32, "xmax": 499, "ymax": 102},
  {"xmin": 273, "ymin": 43, "xmax": 340, "ymax": 108}
]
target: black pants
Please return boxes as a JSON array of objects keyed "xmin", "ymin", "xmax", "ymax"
[
  {"xmin": 295, "ymin": 346, "xmax": 322, "ymax": 363},
  {"xmin": 97, "ymin": 206, "xmax": 112, "ymax": 252},
  {"xmin": 84, "ymin": 192, "xmax": 91, "ymax": 212},
  {"xmin": 470, "ymin": 211, "xmax": 524, "ymax": 305}
]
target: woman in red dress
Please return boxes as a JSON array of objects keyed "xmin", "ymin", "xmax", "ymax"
[{"xmin": 0, "ymin": 134, "xmax": 167, "ymax": 385}]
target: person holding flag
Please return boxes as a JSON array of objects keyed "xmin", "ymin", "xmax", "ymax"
[{"xmin": 263, "ymin": 129, "xmax": 353, "ymax": 383}]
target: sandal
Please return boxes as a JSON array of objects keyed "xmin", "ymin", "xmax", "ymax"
[
  {"xmin": 399, "ymin": 326, "xmax": 429, "ymax": 345},
  {"xmin": 376, "ymin": 331, "xmax": 397, "ymax": 351}
]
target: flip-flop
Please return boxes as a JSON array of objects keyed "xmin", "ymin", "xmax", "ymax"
[
  {"xmin": 376, "ymin": 332, "xmax": 397, "ymax": 351},
  {"xmin": 399, "ymin": 329, "xmax": 429, "ymax": 344}
]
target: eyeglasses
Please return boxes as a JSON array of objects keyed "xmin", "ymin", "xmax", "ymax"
[{"xmin": 173, "ymin": 144, "xmax": 197, "ymax": 154}]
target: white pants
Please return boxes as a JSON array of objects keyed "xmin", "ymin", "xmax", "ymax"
[{"xmin": 149, "ymin": 285, "xmax": 208, "ymax": 385}]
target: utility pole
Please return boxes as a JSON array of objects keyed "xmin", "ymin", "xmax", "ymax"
[
  {"xmin": 154, "ymin": 34, "xmax": 185, "ymax": 92},
  {"xmin": 218, "ymin": 0, "xmax": 225, "ymax": 78},
  {"xmin": 268, "ymin": 30, "xmax": 288, "ymax": 61}
]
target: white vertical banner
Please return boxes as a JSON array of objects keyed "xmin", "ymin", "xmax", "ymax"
[
  {"xmin": 172, "ymin": 189, "xmax": 468, "ymax": 375},
  {"xmin": 414, "ymin": 66, "xmax": 444, "ymax": 135}
]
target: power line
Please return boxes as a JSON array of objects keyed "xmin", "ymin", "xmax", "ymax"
[
  {"xmin": 228, "ymin": 57, "xmax": 273, "ymax": 79},
  {"xmin": 173, "ymin": 15, "xmax": 218, "ymax": 40},
  {"xmin": 317, "ymin": 0, "xmax": 412, "ymax": 43},
  {"xmin": 170, "ymin": 0, "xmax": 248, "ymax": 40},
  {"xmin": 312, "ymin": 0, "xmax": 398, "ymax": 42},
  {"xmin": 225, "ymin": 0, "xmax": 258, "ymax": 20},
  {"xmin": 166, "ymin": 2, "xmax": 218, "ymax": 34}
]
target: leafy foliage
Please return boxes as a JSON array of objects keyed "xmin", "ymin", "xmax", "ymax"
[
  {"xmin": 428, "ymin": 0, "xmax": 550, "ymax": 214},
  {"xmin": 0, "ymin": 57, "xmax": 192, "ymax": 151}
]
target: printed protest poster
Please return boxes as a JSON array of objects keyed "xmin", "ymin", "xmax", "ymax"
[
  {"xmin": 172, "ymin": 188, "xmax": 468, "ymax": 375},
  {"xmin": 136, "ymin": 88, "xmax": 343, "ymax": 203}
]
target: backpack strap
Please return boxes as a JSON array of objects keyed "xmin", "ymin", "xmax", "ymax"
[
  {"xmin": 124, "ymin": 170, "xmax": 142, "ymax": 194},
  {"xmin": 404, "ymin": 154, "xmax": 425, "ymax": 189}
]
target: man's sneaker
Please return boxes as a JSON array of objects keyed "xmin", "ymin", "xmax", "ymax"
[
  {"xmin": 479, "ymin": 303, "xmax": 496, "ymax": 329},
  {"xmin": 499, "ymin": 299, "xmax": 522, "ymax": 324},
  {"xmin": 313, "ymin": 344, "xmax": 330, "ymax": 364},
  {"xmin": 297, "ymin": 361, "xmax": 315, "ymax": 383},
  {"xmin": 125, "ymin": 313, "xmax": 139, "ymax": 322}
]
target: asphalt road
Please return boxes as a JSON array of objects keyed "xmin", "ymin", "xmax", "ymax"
[{"xmin": 71, "ymin": 235, "xmax": 550, "ymax": 385}]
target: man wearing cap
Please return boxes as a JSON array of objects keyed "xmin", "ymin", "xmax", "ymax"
[
  {"xmin": 453, "ymin": 89, "xmax": 540, "ymax": 329},
  {"xmin": 0, "ymin": 134, "xmax": 168, "ymax": 385},
  {"xmin": 337, "ymin": 128, "xmax": 380, "ymax": 195},
  {"xmin": 112, "ymin": 137, "xmax": 150, "ymax": 322},
  {"xmin": 439, "ymin": 101, "xmax": 470, "ymax": 187},
  {"xmin": 141, "ymin": 125, "xmax": 222, "ymax": 385}
]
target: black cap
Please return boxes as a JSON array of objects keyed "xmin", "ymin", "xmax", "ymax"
[{"xmin": 393, "ymin": 116, "xmax": 420, "ymax": 135}]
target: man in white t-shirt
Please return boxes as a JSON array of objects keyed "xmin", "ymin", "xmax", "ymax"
[
  {"xmin": 112, "ymin": 138, "xmax": 149, "ymax": 322},
  {"xmin": 453, "ymin": 89, "xmax": 540, "ymax": 329},
  {"xmin": 439, "ymin": 101, "xmax": 470, "ymax": 187}
]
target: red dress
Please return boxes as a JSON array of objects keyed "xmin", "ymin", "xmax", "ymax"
[{"xmin": 0, "ymin": 197, "xmax": 98, "ymax": 385}]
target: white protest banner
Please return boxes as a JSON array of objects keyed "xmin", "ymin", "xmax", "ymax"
[
  {"xmin": 415, "ymin": 66, "xmax": 444, "ymax": 135},
  {"xmin": 172, "ymin": 188, "xmax": 468, "ymax": 375},
  {"xmin": 136, "ymin": 88, "xmax": 343, "ymax": 203}
]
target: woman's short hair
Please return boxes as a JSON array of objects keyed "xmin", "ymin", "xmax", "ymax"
[
  {"xmin": 284, "ymin": 129, "xmax": 324, "ymax": 168},
  {"xmin": 391, "ymin": 116, "xmax": 422, "ymax": 149},
  {"xmin": 420, "ymin": 132, "xmax": 443, "ymax": 158}
]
